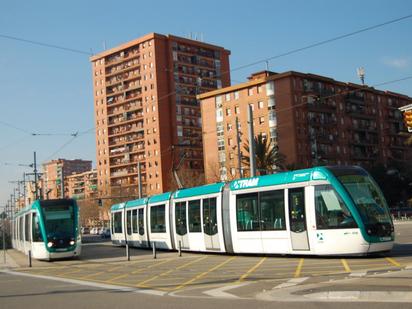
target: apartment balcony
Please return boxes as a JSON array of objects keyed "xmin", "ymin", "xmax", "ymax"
[
  {"xmin": 345, "ymin": 92, "xmax": 365, "ymax": 105},
  {"xmin": 110, "ymin": 159, "xmax": 144, "ymax": 169},
  {"xmin": 308, "ymin": 101, "xmax": 336, "ymax": 112},
  {"xmin": 109, "ymin": 134, "xmax": 145, "ymax": 147},
  {"xmin": 308, "ymin": 118, "xmax": 337, "ymax": 127},
  {"xmin": 105, "ymin": 60, "xmax": 140, "ymax": 78},
  {"xmin": 110, "ymin": 168, "xmax": 147, "ymax": 179},
  {"xmin": 109, "ymin": 143, "xmax": 145, "ymax": 158},
  {"xmin": 107, "ymin": 83, "xmax": 142, "ymax": 96},
  {"xmin": 107, "ymin": 101, "xmax": 143, "ymax": 116},
  {"xmin": 108, "ymin": 114, "xmax": 144, "ymax": 128},
  {"xmin": 105, "ymin": 50, "xmax": 140, "ymax": 67},
  {"xmin": 106, "ymin": 92, "xmax": 143, "ymax": 108}
]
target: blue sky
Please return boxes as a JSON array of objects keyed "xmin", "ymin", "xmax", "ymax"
[{"xmin": 1, "ymin": 0, "xmax": 411, "ymax": 207}]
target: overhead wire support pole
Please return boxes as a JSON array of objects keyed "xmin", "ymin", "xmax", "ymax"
[
  {"xmin": 248, "ymin": 105, "xmax": 256, "ymax": 177},
  {"xmin": 33, "ymin": 151, "xmax": 39, "ymax": 200},
  {"xmin": 235, "ymin": 117, "xmax": 243, "ymax": 178}
]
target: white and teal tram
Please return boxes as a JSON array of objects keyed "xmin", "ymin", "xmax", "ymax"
[
  {"xmin": 110, "ymin": 166, "xmax": 394, "ymax": 256},
  {"xmin": 12, "ymin": 199, "xmax": 81, "ymax": 260}
]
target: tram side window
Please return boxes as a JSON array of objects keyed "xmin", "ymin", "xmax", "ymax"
[
  {"xmin": 189, "ymin": 200, "xmax": 201, "ymax": 232},
  {"xmin": 138, "ymin": 208, "xmax": 144, "ymax": 235},
  {"xmin": 132, "ymin": 209, "xmax": 138, "ymax": 233},
  {"xmin": 126, "ymin": 210, "xmax": 132, "ymax": 235},
  {"xmin": 25, "ymin": 214, "xmax": 31, "ymax": 242},
  {"xmin": 260, "ymin": 190, "xmax": 286, "ymax": 230},
  {"xmin": 236, "ymin": 193, "xmax": 259, "ymax": 231},
  {"xmin": 151, "ymin": 205, "xmax": 166, "ymax": 233},
  {"xmin": 32, "ymin": 213, "xmax": 42, "ymax": 242},
  {"xmin": 114, "ymin": 212, "xmax": 122, "ymax": 233},
  {"xmin": 19, "ymin": 217, "xmax": 23, "ymax": 241},
  {"xmin": 315, "ymin": 185, "xmax": 357, "ymax": 229}
]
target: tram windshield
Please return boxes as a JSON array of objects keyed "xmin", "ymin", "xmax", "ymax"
[
  {"xmin": 328, "ymin": 167, "xmax": 393, "ymax": 236},
  {"xmin": 40, "ymin": 201, "xmax": 75, "ymax": 240}
]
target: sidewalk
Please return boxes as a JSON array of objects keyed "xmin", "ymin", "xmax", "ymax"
[{"xmin": 0, "ymin": 249, "xmax": 19, "ymax": 268}]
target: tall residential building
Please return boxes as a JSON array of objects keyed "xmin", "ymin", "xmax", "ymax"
[
  {"xmin": 198, "ymin": 71, "xmax": 412, "ymax": 182},
  {"xmin": 65, "ymin": 169, "xmax": 98, "ymax": 200},
  {"xmin": 91, "ymin": 33, "xmax": 230, "ymax": 197},
  {"xmin": 42, "ymin": 159, "xmax": 92, "ymax": 199}
]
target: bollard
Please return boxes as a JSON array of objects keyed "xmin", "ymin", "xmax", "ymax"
[
  {"xmin": 152, "ymin": 242, "xmax": 156, "ymax": 259},
  {"xmin": 178, "ymin": 240, "xmax": 182, "ymax": 257},
  {"xmin": 126, "ymin": 243, "xmax": 130, "ymax": 261},
  {"xmin": 28, "ymin": 250, "xmax": 32, "ymax": 268}
]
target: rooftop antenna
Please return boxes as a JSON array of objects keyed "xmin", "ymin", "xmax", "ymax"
[
  {"xmin": 103, "ymin": 41, "xmax": 106, "ymax": 51},
  {"xmin": 357, "ymin": 67, "xmax": 365, "ymax": 85}
]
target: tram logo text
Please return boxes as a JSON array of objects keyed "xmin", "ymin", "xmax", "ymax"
[{"xmin": 233, "ymin": 178, "xmax": 259, "ymax": 189}]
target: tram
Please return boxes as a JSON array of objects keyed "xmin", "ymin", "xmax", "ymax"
[
  {"xmin": 11, "ymin": 199, "xmax": 81, "ymax": 260},
  {"xmin": 110, "ymin": 166, "xmax": 394, "ymax": 256}
]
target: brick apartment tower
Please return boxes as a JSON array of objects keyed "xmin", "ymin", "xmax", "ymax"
[
  {"xmin": 42, "ymin": 159, "xmax": 92, "ymax": 199},
  {"xmin": 65, "ymin": 169, "xmax": 98, "ymax": 200},
  {"xmin": 91, "ymin": 33, "xmax": 230, "ymax": 198},
  {"xmin": 198, "ymin": 71, "xmax": 411, "ymax": 183}
]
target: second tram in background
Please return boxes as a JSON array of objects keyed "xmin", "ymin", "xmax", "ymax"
[
  {"xmin": 12, "ymin": 199, "xmax": 81, "ymax": 260},
  {"xmin": 110, "ymin": 166, "xmax": 394, "ymax": 256}
]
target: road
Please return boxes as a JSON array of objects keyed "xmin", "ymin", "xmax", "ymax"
[{"xmin": 1, "ymin": 221, "xmax": 412, "ymax": 307}]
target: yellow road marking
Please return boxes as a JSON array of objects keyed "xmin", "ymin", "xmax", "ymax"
[
  {"xmin": 106, "ymin": 273, "xmax": 131, "ymax": 283},
  {"xmin": 385, "ymin": 257, "xmax": 401, "ymax": 267},
  {"xmin": 238, "ymin": 257, "xmax": 267, "ymax": 282},
  {"xmin": 131, "ymin": 258, "xmax": 172, "ymax": 275},
  {"xmin": 173, "ymin": 256, "xmax": 236, "ymax": 291},
  {"xmin": 294, "ymin": 258, "xmax": 304, "ymax": 278},
  {"xmin": 341, "ymin": 259, "xmax": 351, "ymax": 273},
  {"xmin": 79, "ymin": 271, "xmax": 106, "ymax": 279},
  {"xmin": 56, "ymin": 268, "xmax": 84, "ymax": 276},
  {"xmin": 136, "ymin": 256, "xmax": 208, "ymax": 287}
]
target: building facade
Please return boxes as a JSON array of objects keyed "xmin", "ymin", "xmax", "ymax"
[
  {"xmin": 65, "ymin": 169, "xmax": 98, "ymax": 200},
  {"xmin": 42, "ymin": 159, "xmax": 92, "ymax": 199},
  {"xmin": 199, "ymin": 71, "xmax": 412, "ymax": 182},
  {"xmin": 91, "ymin": 33, "xmax": 230, "ymax": 198}
]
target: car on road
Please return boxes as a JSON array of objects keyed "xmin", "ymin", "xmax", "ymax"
[
  {"xmin": 101, "ymin": 228, "xmax": 111, "ymax": 239},
  {"xmin": 81, "ymin": 227, "xmax": 90, "ymax": 234}
]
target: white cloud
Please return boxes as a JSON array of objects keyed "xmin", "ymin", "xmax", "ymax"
[{"xmin": 382, "ymin": 57, "xmax": 410, "ymax": 69}]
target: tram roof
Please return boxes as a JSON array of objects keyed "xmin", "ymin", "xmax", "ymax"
[
  {"xmin": 149, "ymin": 192, "xmax": 172, "ymax": 204},
  {"xmin": 172, "ymin": 182, "xmax": 225, "ymax": 199},
  {"xmin": 111, "ymin": 202, "xmax": 126, "ymax": 211},
  {"xmin": 229, "ymin": 167, "xmax": 330, "ymax": 191}
]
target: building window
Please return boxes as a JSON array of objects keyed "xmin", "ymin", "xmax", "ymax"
[
  {"xmin": 259, "ymin": 117, "xmax": 265, "ymax": 125},
  {"xmin": 248, "ymin": 87, "xmax": 254, "ymax": 96},
  {"xmin": 234, "ymin": 91, "xmax": 239, "ymax": 100},
  {"xmin": 258, "ymin": 101, "xmax": 264, "ymax": 109},
  {"xmin": 235, "ymin": 106, "xmax": 240, "ymax": 114},
  {"xmin": 226, "ymin": 108, "xmax": 231, "ymax": 116},
  {"xmin": 225, "ymin": 93, "xmax": 231, "ymax": 101}
]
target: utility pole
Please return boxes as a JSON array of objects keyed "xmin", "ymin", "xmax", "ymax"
[
  {"xmin": 137, "ymin": 161, "xmax": 142, "ymax": 199},
  {"xmin": 247, "ymin": 105, "xmax": 257, "ymax": 177},
  {"xmin": 33, "ymin": 151, "xmax": 39, "ymax": 200},
  {"xmin": 235, "ymin": 117, "xmax": 243, "ymax": 178}
]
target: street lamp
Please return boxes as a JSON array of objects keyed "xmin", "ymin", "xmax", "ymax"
[{"xmin": 357, "ymin": 67, "xmax": 365, "ymax": 85}]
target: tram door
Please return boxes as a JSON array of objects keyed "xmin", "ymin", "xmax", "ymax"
[
  {"xmin": 288, "ymin": 188, "xmax": 310, "ymax": 251},
  {"xmin": 203, "ymin": 197, "xmax": 220, "ymax": 251},
  {"xmin": 175, "ymin": 201, "xmax": 189, "ymax": 249}
]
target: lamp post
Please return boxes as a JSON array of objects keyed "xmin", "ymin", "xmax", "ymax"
[{"xmin": 357, "ymin": 67, "xmax": 365, "ymax": 85}]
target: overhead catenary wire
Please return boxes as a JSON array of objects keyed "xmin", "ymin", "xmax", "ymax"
[{"xmin": 0, "ymin": 34, "xmax": 92, "ymax": 56}]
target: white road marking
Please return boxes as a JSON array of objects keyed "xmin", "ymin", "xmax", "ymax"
[
  {"xmin": 0, "ymin": 269, "xmax": 166, "ymax": 296},
  {"xmin": 305, "ymin": 291, "xmax": 412, "ymax": 302},
  {"xmin": 203, "ymin": 282, "xmax": 250, "ymax": 298},
  {"xmin": 349, "ymin": 272, "xmax": 366, "ymax": 277},
  {"xmin": 274, "ymin": 277, "xmax": 308, "ymax": 289}
]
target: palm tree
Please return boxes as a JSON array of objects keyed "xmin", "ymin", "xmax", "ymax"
[{"xmin": 242, "ymin": 134, "xmax": 285, "ymax": 175}]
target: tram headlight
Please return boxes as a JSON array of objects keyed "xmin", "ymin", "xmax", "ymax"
[
  {"xmin": 69, "ymin": 240, "xmax": 75, "ymax": 246},
  {"xmin": 47, "ymin": 242, "xmax": 53, "ymax": 248}
]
